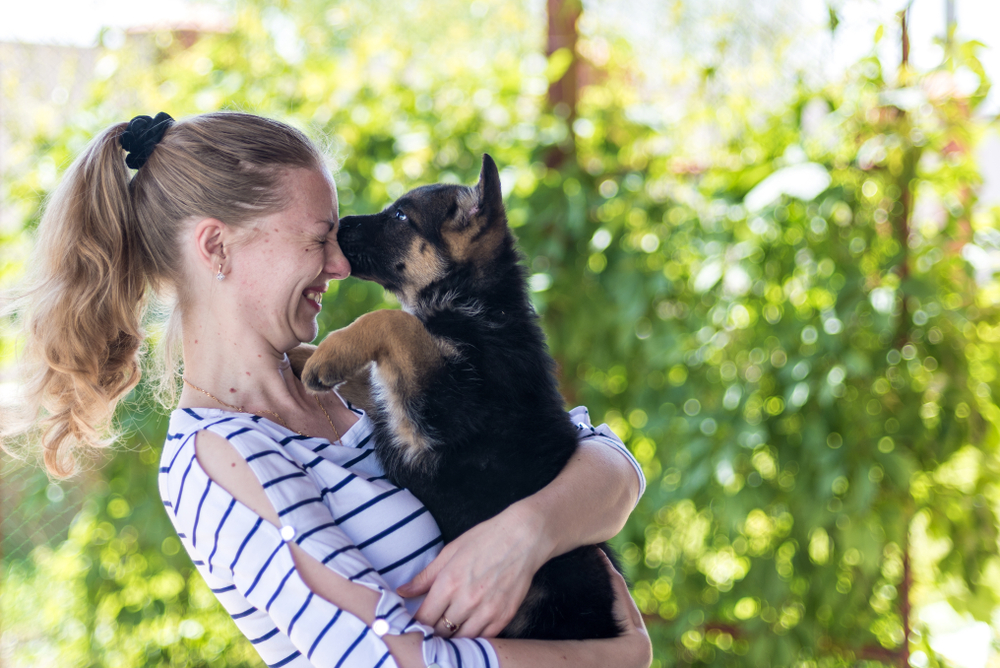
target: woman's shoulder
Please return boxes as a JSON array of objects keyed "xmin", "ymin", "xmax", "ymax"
[
  {"xmin": 161, "ymin": 405, "xmax": 377, "ymax": 484},
  {"xmin": 167, "ymin": 406, "xmax": 283, "ymax": 443},
  {"xmin": 166, "ymin": 405, "xmax": 372, "ymax": 447}
]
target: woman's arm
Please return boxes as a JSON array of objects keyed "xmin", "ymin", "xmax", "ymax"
[
  {"xmin": 195, "ymin": 429, "xmax": 650, "ymax": 668},
  {"xmin": 291, "ymin": 517, "xmax": 650, "ymax": 668},
  {"xmin": 193, "ymin": 429, "xmax": 472, "ymax": 667},
  {"xmin": 519, "ymin": 436, "xmax": 641, "ymax": 556},
  {"xmin": 294, "ymin": 526, "xmax": 651, "ymax": 668},
  {"xmin": 399, "ymin": 433, "xmax": 643, "ymax": 637}
]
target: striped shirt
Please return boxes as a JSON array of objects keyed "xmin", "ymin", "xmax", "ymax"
[{"xmin": 159, "ymin": 404, "xmax": 645, "ymax": 668}]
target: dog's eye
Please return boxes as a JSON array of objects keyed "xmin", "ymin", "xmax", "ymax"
[{"xmin": 395, "ymin": 210, "xmax": 408, "ymax": 222}]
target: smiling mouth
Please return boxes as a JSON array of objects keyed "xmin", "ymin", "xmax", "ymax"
[{"xmin": 304, "ymin": 289, "xmax": 324, "ymax": 309}]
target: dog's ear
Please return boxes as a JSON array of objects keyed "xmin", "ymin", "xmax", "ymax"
[
  {"xmin": 475, "ymin": 154, "xmax": 504, "ymax": 221},
  {"xmin": 446, "ymin": 154, "xmax": 506, "ymax": 233}
]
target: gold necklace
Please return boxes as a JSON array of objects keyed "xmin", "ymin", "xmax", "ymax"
[{"xmin": 182, "ymin": 377, "xmax": 342, "ymax": 444}]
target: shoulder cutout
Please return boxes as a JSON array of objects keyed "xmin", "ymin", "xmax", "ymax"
[{"xmin": 193, "ymin": 429, "xmax": 281, "ymax": 526}]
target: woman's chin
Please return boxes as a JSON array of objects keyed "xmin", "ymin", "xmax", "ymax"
[
  {"xmin": 292, "ymin": 305, "xmax": 321, "ymax": 342},
  {"xmin": 298, "ymin": 320, "xmax": 321, "ymax": 345}
]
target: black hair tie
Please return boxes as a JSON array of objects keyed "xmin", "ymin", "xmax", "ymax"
[{"xmin": 120, "ymin": 112, "xmax": 174, "ymax": 170}]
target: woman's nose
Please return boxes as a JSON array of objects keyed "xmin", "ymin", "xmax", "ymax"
[{"xmin": 325, "ymin": 242, "xmax": 351, "ymax": 279}]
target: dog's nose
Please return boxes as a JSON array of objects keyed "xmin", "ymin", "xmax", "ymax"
[{"xmin": 339, "ymin": 215, "xmax": 361, "ymax": 230}]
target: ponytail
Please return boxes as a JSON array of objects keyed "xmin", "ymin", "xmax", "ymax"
[
  {"xmin": 3, "ymin": 111, "xmax": 325, "ymax": 476},
  {"xmin": 5, "ymin": 123, "xmax": 148, "ymax": 476}
]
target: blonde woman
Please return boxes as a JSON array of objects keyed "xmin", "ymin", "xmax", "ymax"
[{"xmin": 8, "ymin": 111, "xmax": 652, "ymax": 668}]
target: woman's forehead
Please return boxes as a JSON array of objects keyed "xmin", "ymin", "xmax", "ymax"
[{"xmin": 280, "ymin": 169, "xmax": 338, "ymax": 221}]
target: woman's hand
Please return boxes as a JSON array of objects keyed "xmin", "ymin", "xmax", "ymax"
[
  {"xmin": 397, "ymin": 436, "xmax": 642, "ymax": 639},
  {"xmin": 603, "ymin": 551, "xmax": 653, "ymax": 668},
  {"xmin": 486, "ymin": 551, "xmax": 652, "ymax": 668},
  {"xmin": 397, "ymin": 502, "xmax": 550, "ymax": 638}
]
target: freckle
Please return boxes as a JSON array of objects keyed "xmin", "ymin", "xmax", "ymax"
[
  {"xmin": 194, "ymin": 339, "xmax": 198, "ymax": 344},
  {"xmin": 230, "ymin": 388, "xmax": 236, "ymax": 393}
]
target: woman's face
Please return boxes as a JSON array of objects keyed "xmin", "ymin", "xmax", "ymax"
[{"xmin": 228, "ymin": 168, "xmax": 350, "ymax": 351}]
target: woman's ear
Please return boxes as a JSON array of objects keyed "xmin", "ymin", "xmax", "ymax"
[{"xmin": 193, "ymin": 218, "xmax": 230, "ymax": 274}]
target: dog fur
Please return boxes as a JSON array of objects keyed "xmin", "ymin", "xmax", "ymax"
[{"xmin": 300, "ymin": 155, "xmax": 621, "ymax": 640}]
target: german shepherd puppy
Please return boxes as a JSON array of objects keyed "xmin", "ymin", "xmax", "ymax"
[{"xmin": 299, "ymin": 155, "xmax": 621, "ymax": 640}]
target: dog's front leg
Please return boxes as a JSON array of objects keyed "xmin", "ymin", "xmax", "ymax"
[
  {"xmin": 286, "ymin": 343, "xmax": 317, "ymax": 379},
  {"xmin": 302, "ymin": 309, "xmax": 444, "ymax": 396},
  {"xmin": 303, "ymin": 310, "xmax": 446, "ymax": 466},
  {"xmin": 288, "ymin": 343, "xmax": 373, "ymax": 411}
]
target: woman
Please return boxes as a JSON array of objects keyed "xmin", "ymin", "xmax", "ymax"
[{"xmin": 9, "ymin": 111, "xmax": 652, "ymax": 667}]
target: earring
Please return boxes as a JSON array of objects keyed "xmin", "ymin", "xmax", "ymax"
[{"xmin": 216, "ymin": 264, "xmax": 225, "ymax": 281}]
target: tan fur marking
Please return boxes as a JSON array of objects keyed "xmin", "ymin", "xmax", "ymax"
[
  {"xmin": 444, "ymin": 219, "xmax": 504, "ymax": 265},
  {"xmin": 372, "ymin": 364, "xmax": 436, "ymax": 468},
  {"xmin": 400, "ymin": 236, "xmax": 446, "ymax": 304},
  {"xmin": 305, "ymin": 310, "xmax": 443, "ymax": 391},
  {"xmin": 439, "ymin": 188, "xmax": 479, "ymax": 263},
  {"xmin": 443, "ymin": 226, "xmax": 474, "ymax": 262},
  {"xmin": 302, "ymin": 310, "xmax": 445, "ymax": 462},
  {"xmin": 441, "ymin": 188, "xmax": 504, "ymax": 265}
]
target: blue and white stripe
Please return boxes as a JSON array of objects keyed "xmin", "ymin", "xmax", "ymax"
[{"xmin": 159, "ymin": 404, "xmax": 643, "ymax": 667}]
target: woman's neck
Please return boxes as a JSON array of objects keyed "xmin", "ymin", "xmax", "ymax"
[
  {"xmin": 178, "ymin": 308, "xmax": 308, "ymax": 416},
  {"xmin": 176, "ymin": 303, "xmax": 359, "ymax": 445}
]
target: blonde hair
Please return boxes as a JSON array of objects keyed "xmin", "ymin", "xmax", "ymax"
[{"xmin": 4, "ymin": 112, "xmax": 325, "ymax": 476}]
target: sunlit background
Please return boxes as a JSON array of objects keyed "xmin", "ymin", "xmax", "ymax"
[{"xmin": 4, "ymin": 1, "xmax": 1000, "ymax": 666}]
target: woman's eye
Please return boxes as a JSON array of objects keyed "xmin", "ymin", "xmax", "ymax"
[{"xmin": 395, "ymin": 210, "xmax": 408, "ymax": 222}]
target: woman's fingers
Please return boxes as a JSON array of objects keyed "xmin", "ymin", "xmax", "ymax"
[
  {"xmin": 404, "ymin": 545, "xmax": 460, "ymax": 625},
  {"xmin": 478, "ymin": 615, "xmax": 513, "ymax": 639},
  {"xmin": 433, "ymin": 611, "xmax": 464, "ymax": 637},
  {"xmin": 412, "ymin": 579, "xmax": 452, "ymax": 627},
  {"xmin": 402, "ymin": 516, "xmax": 539, "ymax": 636},
  {"xmin": 414, "ymin": 573, "xmax": 515, "ymax": 637},
  {"xmin": 452, "ymin": 604, "xmax": 505, "ymax": 638},
  {"xmin": 419, "ymin": 578, "xmax": 497, "ymax": 637},
  {"xmin": 599, "ymin": 550, "xmax": 652, "ymax": 667},
  {"xmin": 455, "ymin": 618, "xmax": 487, "ymax": 639},
  {"xmin": 397, "ymin": 558, "xmax": 441, "ymax": 598},
  {"xmin": 599, "ymin": 550, "xmax": 647, "ymax": 633}
]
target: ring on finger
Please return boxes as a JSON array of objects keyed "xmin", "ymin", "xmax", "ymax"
[{"xmin": 440, "ymin": 616, "xmax": 460, "ymax": 634}]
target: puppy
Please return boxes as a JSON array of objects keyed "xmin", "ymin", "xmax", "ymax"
[{"xmin": 301, "ymin": 155, "xmax": 621, "ymax": 640}]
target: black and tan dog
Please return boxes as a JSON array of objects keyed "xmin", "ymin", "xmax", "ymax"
[{"xmin": 298, "ymin": 155, "xmax": 621, "ymax": 640}]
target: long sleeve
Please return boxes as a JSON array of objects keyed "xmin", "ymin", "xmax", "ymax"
[{"xmin": 160, "ymin": 413, "xmax": 497, "ymax": 668}]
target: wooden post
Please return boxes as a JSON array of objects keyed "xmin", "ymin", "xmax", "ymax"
[
  {"xmin": 898, "ymin": 10, "xmax": 913, "ymax": 668},
  {"xmin": 545, "ymin": 0, "xmax": 580, "ymax": 168}
]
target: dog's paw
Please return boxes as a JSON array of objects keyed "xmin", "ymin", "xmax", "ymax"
[
  {"xmin": 301, "ymin": 336, "xmax": 365, "ymax": 392},
  {"xmin": 302, "ymin": 362, "xmax": 337, "ymax": 392},
  {"xmin": 286, "ymin": 344, "xmax": 316, "ymax": 380},
  {"xmin": 302, "ymin": 356, "xmax": 349, "ymax": 392}
]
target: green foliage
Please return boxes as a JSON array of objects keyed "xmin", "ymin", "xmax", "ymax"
[
  {"xmin": 3, "ymin": 432, "xmax": 258, "ymax": 666},
  {"xmin": 3, "ymin": 2, "xmax": 1000, "ymax": 667}
]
